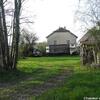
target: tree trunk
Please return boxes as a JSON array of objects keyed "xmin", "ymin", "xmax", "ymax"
[
  {"xmin": 97, "ymin": 52, "xmax": 100, "ymax": 64},
  {"xmin": 0, "ymin": 1, "xmax": 7, "ymax": 69},
  {"xmin": 1, "ymin": 0, "xmax": 9, "ymax": 67},
  {"xmin": 10, "ymin": 0, "xmax": 21, "ymax": 69},
  {"xmin": 0, "ymin": 0, "xmax": 22, "ymax": 71}
]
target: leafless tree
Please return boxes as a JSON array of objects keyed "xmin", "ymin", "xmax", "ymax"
[
  {"xmin": 0, "ymin": 0, "xmax": 23, "ymax": 70},
  {"xmin": 19, "ymin": 29, "xmax": 38, "ymax": 57},
  {"xmin": 76, "ymin": 0, "xmax": 100, "ymax": 27}
]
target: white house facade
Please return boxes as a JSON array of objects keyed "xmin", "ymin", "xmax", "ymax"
[{"xmin": 46, "ymin": 27, "xmax": 77, "ymax": 54}]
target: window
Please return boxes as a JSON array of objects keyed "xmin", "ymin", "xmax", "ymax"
[
  {"xmin": 66, "ymin": 40, "xmax": 70, "ymax": 45},
  {"xmin": 54, "ymin": 40, "xmax": 57, "ymax": 45}
]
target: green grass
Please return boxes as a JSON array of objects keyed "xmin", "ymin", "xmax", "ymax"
[
  {"xmin": 37, "ymin": 71, "xmax": 100, "ymax": 100},
  {"xmin": 0, "ymin": 56, "xmax": 100, "ymax": 100}
]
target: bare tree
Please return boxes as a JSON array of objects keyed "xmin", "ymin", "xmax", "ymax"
[
  {"xmin": 76, "ymin": 0, "xmax": 100, "ymax": 27},
  {"xmin": 19, "ymin": 29, "xmax": 38, "ymax": 57},
  {"xmin": 0, "ymin": 0, "xmax": 23, "ymax": 70},
  {"xmin": 0, "ymin": 0, "xmax": 10, "ymax": 70}
]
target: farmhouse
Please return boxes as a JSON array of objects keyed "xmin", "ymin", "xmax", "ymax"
[
  {"xmin": 46, "ymin": 27, "xmax": 77, "ymax": 54},
  {"xmin": 80, "ymin": 28, "xmax": 100, "ymax": 65}
]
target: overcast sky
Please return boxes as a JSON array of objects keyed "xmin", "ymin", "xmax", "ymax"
[{"xmin": 22, "ymin": 0, "xmax": 85, "ymax": 42}]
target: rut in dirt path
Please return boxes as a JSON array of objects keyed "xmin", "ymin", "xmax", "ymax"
[
  {"xmin": 7, "ymin": 69, "xmax": 73, "ymax": 100},
  {"xmin": 30, "ymin": 69, "xmax": 73, "ymax": 96},
  {"xmin": 0, "ymin": 69, "xmax": 73, "ymax": 100}
]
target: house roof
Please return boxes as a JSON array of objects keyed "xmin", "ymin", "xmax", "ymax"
[
  {"xmin": 80, "ymin": 33, "xmax": 90, "ymax": 43},
  {"xmin": 46, "ymin": 27, "xmax": 78, "ymax": 38},
  {"xmin": 80, "ymin": 32, "xmax": 100, "ymax": 45}
]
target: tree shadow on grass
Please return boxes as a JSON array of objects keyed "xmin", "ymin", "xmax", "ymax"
[
  {"xmin": 0, "ymin": 67, "xmax": 70, "ymax": 100},
  {"xmin": 0, "ymin": 67, "xmax": 49, "ymax": 84}
]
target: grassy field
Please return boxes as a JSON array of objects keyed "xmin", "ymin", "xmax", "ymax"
[{"xmin": 0, "ymin": 56, "xmax": 100, "ymax": 100}]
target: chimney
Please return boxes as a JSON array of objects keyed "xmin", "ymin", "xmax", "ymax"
[{"xmin": 64, "ymin": 26, "xmax": 66, "ymax": 29}]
